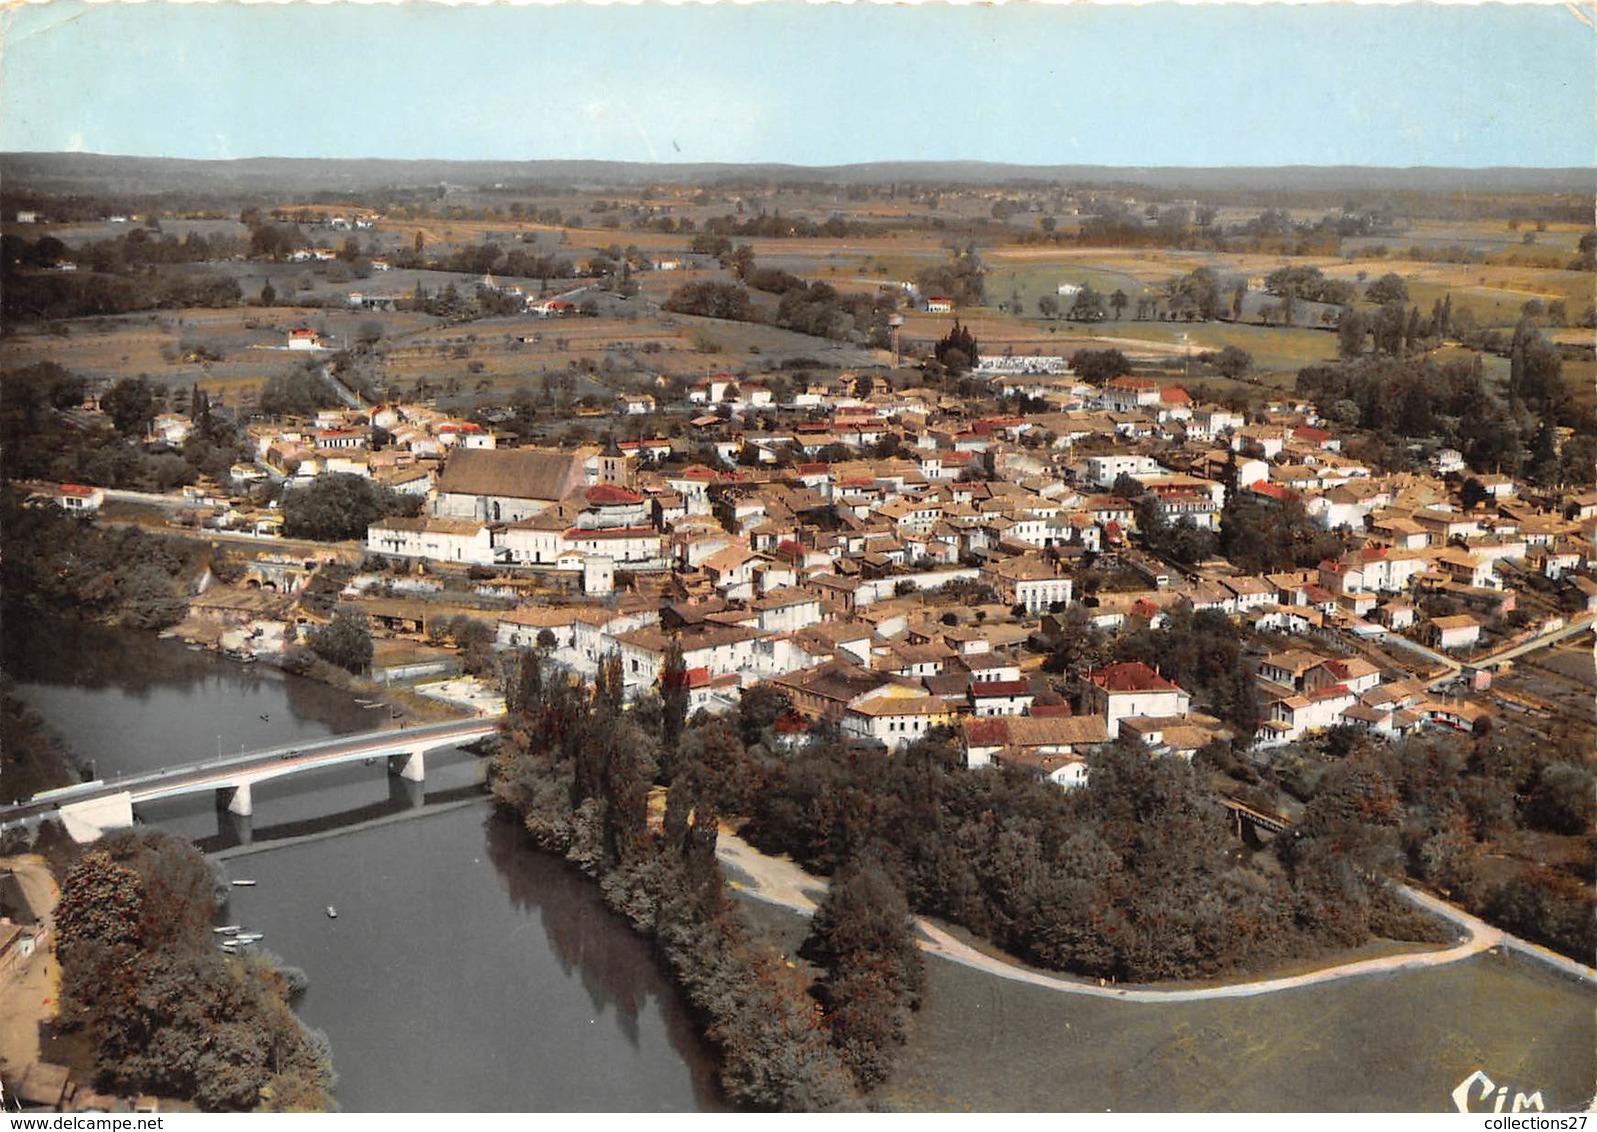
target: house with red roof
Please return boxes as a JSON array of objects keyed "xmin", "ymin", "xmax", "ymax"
[
  {"xmin": 969, "ymin": 679, "xmax": 1034, "ymax": 717},
  {"xmin": 1080, "ymin": 662, "xmax": 1191, "ymax": 737},
  {"xmin": 1099, "ymin": 376, "xmax": 1162, "ymax": 413},
  {"xmin": 42, "ymin": 483, "xmax": 105, "ymax": 514}
]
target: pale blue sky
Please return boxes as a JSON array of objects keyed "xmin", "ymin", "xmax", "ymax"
[{"xmin": 2, "ymin": 2, "xmax": 1592, "ymax": 168}]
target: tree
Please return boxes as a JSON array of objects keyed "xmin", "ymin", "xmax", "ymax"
[
  {"xmin": 56, "ymin": 850, "xmax": 145, "ymax": 954},
  {"xmin": 1109, "ymin": 288, "xmax": 1129, "ymax": 320},
  {"xmin": 258, "ymin": 281, "xmax": 276, "ymax": 307},
  {"xmin": 662, "ymin": 281, "xmax": 755, "ymax": 322},
  {"xmin": 279, "ymin": 474, "xmax": 407, "ymax": 541},
  {"xmin": 1036, "ymin": 293, "xmax": 1060, "ymax": 320},
  {"xmin": 1067, "ymin": 283, "xmax": 1107, "ymax": 322},
  {"xmin": 1364, "ymin": 273, "xmax": 1409, "ymax": 304},
  {"xmin": 803, "ymin": 857, "xmax": 923, "ymax": 1089},
  {"xmin": 310, "ymin": 611, "xmax": 373, "ymax": 673},
  {"xmin": 933, "ymin": 321, "xmax": 979, "ymax": 373},
  {"xmin": 1069, "ymin": 349, "xmax": 1131, "ymax": 383},
  {"xmin": 448, "ymin": 616, "xmax": 496, "ymax": 676},
  {"xmin": 1458, "ymin": 477, "xmax": 1489, "ymax": 511},
  {"xmin": 1524, "ymin": 763, "xmax": 1596, "ymax": 835},
  {"xmin": 101, "ymin": 376, "xmax": 156, "ymax": 437},
  {"xmin": 721, "ymin": 243, "xmax": 756, "ymax": 280},
  {"xmin": 1207, "ymin": 345, "xmax": 1253, "ymax": 380},
  {"xmin": 661, "ymin": 638, "xmax": 690, "ymax": 753}
]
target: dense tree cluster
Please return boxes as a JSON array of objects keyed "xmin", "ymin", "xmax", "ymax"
[
  {"xmin": 916, "ymin": 246, "xmax": 985, "ymax": 307},
  {"xmin": 702, "ymin": 212, "xmax": 861, "ymax": 240},
  {"xmin": 1217, "ymin": 490, "xmax": 1347, "ymax": 572},
  {"xmin": 932, "ymin": 321, "xmax": 980, "ymax": 373},
  {"xmin": 773, "ymin": 281, "xmax": 893, "ymax": 344},
  {"xmin": 53, "ymin": 831, "xmax": 335, "ymax": 1110},
  {"xmin": 0, "ymin": 677, "xmax": 83, "ymax": 802},
  {"xmin": 1264, "ymin": 265, "xmax": 1357, "ymax": 307},
  {"xmin": 800, "ymin": 859, "xmax": 923, "ymax": 1089},
  {"xmin": 1248, "ymin": 733, "xmax": 1595, "ymax": 964},
  {"xmin": 661, "ymin": 281, "xmax": 756, "ymax": 322},
  {"xmin": 258, "ymin": 365, "xmax": 344, "ymax": 418},
  {"xmin": 1068, "ymin": 349, "xmax": 1132, "ymax": 383},
  {"xmin": 1164, "ymin": 267, "xmax": 1226, "ymax": 321},
  {"xmin": 1, "ymin": 364, "xmax": 245, "ymax": 493},
  {"xmin": 279, "ymin": 474, "xmax": 415, "ymax": 542},
  {"xmin": 743, "ymin": 734, "xmax": 1439, "ymax": 983},
  {"xmin": 3, "ymin": 233, "xmax": 243, "ymax": 320},
  {"xmin": 1295, "ymin": 347, "xmax": 1593, "ymax": 484},
  {"xmin": 491, "ymin": 651, "xmax": 865, "ymax": 1109},
  {"xmin": 309, "ymin": 611, "xmax": 374, "ymax": 674},
  {"xmin": 0, "ymin": 491, "xmax": 198, "ymax": 630}
]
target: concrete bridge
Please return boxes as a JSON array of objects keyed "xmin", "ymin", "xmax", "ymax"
[{"xmin": 2, "ymin": 717, "xmax": 503, "ymax": 843}]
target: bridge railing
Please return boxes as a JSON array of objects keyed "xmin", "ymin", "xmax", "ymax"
[{"xmin": 4, "ymin": 716, "xmax": 504, "ymax": 812}]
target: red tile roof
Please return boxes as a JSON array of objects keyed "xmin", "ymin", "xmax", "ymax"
[
  {"xmin": 970, "ymin": 680, "xmax": 1031, "ymax": 697},
  {"xmin": 584, "ymin": 484, "xmax": 644, "ymax": 507},
  {"xmin": 1084, "ymin": 661, "xmax": 1182, "ymax": 694}
]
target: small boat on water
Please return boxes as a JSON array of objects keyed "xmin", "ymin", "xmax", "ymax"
[
  {"xmin": 231, "ymin": 879, "xmax": 257, "ymax": 887},
  {"xmin": 234, "ymin": 933, "xmax": 264, "ymax": 943},
  {"xmin": 213, "ymin": 925, "xmax": 240, "ymax": 935},
  {"xmin": 326, "ymin": 906, "xmax": 338, "ymax": 919}
]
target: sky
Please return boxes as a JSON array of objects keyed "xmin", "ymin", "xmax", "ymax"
[{"xmin": 1, "ymin": 1, "xmax": 1593, "ymax": 169}]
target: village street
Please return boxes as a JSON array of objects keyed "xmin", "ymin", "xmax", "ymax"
[{"xmin": 0, "ymin": 857, "xmax": 60, "ymax": 1081}]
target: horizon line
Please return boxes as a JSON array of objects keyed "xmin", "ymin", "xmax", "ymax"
[{"xmin": 6, "ymin": 151, "xmax": 1594, "ymax": 174}]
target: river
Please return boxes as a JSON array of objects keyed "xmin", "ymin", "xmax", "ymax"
[{"xmin": 5, "ymin": 616, "xmax": 721, "ymax": 1112}]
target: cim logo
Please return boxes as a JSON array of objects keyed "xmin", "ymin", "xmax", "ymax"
[{"xmin": 1452, "ymin": 1070, "xmax": 1546, "ymax": 1113}]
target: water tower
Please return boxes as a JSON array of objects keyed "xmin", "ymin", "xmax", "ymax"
[{"xmin": 888, "ymin": 314, "xmax": 904, "ymax": 367}]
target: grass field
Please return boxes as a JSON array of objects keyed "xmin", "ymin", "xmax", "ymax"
[
  {"xmin": 734, "ymin": 897, "xmax": 1596, "ymax": 1113},
  {"xmin": 886, "ymin": 948, "xmax": 1596, "ymax": 1112}
]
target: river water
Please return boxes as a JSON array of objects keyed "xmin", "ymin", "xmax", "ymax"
[{"xmin": 5, "ymin": 616, "xmax": 721, "ymax": 1112}]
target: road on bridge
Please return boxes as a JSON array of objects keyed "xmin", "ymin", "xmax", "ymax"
[{"xmin": 0, "ymin": 716, "xmax": 504, "ymax": 827}]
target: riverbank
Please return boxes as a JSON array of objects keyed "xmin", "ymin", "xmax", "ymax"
[{"xmin": 4, "ymin": 621, "xmax": 720, "ymax": 1112}]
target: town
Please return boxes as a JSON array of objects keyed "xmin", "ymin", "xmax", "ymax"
[{"xmin": 2, "ymin": 151, "xmax": 1593, "ymax": 1114}]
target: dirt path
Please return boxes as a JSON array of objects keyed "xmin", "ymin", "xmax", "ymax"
[
  {"xmin": 715, "ymin": 830, "xmax": 1596, "ymax": 1002},
  {"xmin": 0, "ymin": 856, "xmax": 61, "ymax": 1076}
]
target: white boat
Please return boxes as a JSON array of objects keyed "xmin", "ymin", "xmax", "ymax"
[
  {"xmin": 231, "ymin": 879, "xmax": 257, "ymax": 887},
  {"xmin": 213, "ymin": 925, "xmax": 240, "ymax": 935},
  {"xmin": 234, "ymin": 933, "xmax": 264, "ymax": 943},
  {"xmin": 325, "ymin": 906, "xmax": 338, "ymax": 919}
]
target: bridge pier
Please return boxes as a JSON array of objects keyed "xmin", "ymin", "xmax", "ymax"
[
  {"xmin": 388, "ymin": 773, "xmax": 425, "ymax": 810},
  {"xmin": 221, "ymin": 782, "xmax": 254, "ymax": 817},
  {"xmin": 388, "ymin": 749, "xmax": 427, "ymax": 784},
  {"xmin": 221, "ymin": 806, "xmax": 254, "ymax": 847}
]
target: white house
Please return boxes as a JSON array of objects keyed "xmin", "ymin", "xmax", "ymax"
[
  {"xmin": 1080, "ymin": 662, "xmax": 1191, "ymax": 738},
  {"xmin": 367, "ymin": 516, "xmax": 496, "ymax": 565},
  {"xmin": 841, "ymin": 689, "xmax": 954, "ymax": 748}
]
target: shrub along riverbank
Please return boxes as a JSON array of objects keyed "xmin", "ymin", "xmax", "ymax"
[
  {"xmin": 489, "ymin": 649, "xmax": 922, "ymax": 1110},
  {"xmin": 49, "ymin": 829, "xmax": 336, "ymax": 1111}
]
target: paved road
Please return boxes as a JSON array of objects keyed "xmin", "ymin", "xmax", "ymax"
[
  {"xmin": 715, "ymin": 829, "xmax": 1596, "ymax": 1002},
  {"xmin": 0, "ymin": 718, "xmax": 502, "ymax": 826},
  {"xmin": 1473, "ymin": 613, "xmax": 1596, "ymax": 668},
  {"xmin": 0, "ymin": 857, "xmax": 59, "ymax": 1073}
]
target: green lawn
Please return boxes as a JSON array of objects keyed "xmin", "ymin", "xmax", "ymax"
[{"xmin": 886, "ymin": 949, "xmax": 1597, "ymax": 1112}]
